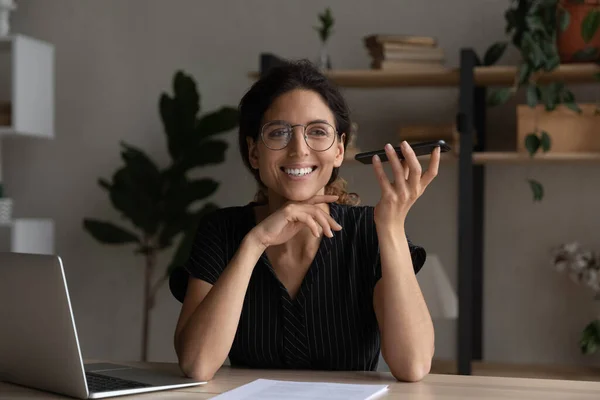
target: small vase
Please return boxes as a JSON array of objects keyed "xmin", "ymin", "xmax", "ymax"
[{"xmin": 317, "ymin": 42, "xmax": 332, "ymax": 70}]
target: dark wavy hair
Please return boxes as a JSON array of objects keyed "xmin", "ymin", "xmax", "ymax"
[{"xmin": 237, "ymin": 59, "xmax": 359, "ymax": 205}]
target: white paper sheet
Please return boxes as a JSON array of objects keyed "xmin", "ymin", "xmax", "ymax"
[{"xmin": 210, "ymin": 378, "xmax": 389, "ymax": 400}]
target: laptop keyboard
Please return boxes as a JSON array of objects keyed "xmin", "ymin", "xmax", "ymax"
[{"xmin": 86, "ymin": 372, "xmax": 152, "ymax": 393}]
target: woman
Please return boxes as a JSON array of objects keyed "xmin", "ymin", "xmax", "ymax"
[{"xmin": 170, "ymin": 60, "xmax": 440, "ymax": 382}]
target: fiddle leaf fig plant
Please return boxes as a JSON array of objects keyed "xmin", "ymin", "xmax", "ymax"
[{"xmin": 83, "ymin": 70, "xmax": 239, "ymax": 362}]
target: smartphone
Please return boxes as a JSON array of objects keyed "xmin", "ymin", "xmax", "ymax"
[{"xmin": 353, "ymin": 139, "xmax": 451, "ymax": 165}]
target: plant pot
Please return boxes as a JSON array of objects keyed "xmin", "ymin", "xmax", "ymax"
[
  {"xmin": 517, "ymin": 104, "xmax": 600, "ymax": 153},
  {"xmin": 557, "ymin": 0, "xmax": 600, "ymax": 63}
]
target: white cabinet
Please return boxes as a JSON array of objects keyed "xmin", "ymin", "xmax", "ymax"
[{"xmin": 0, "ymin": 34, "xmax": 54, "ymax": 254}]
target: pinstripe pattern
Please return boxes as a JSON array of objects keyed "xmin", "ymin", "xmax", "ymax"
[{"xmin": 178, "ymin": 202, "xmax": 426, "ymax": 371}]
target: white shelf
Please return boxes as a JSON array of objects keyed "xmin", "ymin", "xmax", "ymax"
[{"xmin": 0, "ymin": 34, "xmax": 54, "ymax": 138}]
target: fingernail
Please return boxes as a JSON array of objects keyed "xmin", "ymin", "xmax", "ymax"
[
  {"xmin": 373, "ymin": 155, "xmax": 380, "ymax": 162},
  {"xmin": 402, "ymin": 141, "xmax": 408, "ymax": 147},
  {"xmin": 385, "ymin": 143, "xmax": 393, "ymax": 150}
]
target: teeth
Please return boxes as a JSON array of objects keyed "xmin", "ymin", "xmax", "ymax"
[{"xmin": 284, "ymin": 167, "xmax": 313, "ymax": 176}]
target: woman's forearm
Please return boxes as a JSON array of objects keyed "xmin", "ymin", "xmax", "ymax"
[
  {"xmin": 175, "ymin": 234, "xmax": 265, "ymax": 381},
  {"xmin": 374, "ymin": 226, "xmax": 435, "ymax": 382}
]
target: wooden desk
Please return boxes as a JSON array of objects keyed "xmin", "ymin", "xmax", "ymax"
[{"xmin": 3, "ymin": 362, "xmax": 600, "ymax": 399}]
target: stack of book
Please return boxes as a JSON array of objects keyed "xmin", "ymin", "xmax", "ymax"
[{"xmin": 364, "ymin": 34, "xmax": 445, "ymax": 71}]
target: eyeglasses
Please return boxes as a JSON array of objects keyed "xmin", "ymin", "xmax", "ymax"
[{"xmin": 260, "ymin": 120, "xmax": 337, "ymax": 152}]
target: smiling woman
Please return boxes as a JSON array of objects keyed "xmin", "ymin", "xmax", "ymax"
[{"xmin": 169, "ymin": 60, "xmax": 440, "ymax": 383}]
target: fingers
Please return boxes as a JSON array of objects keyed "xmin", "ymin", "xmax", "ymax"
[
  {"xmin": 306, "ymin": 195, "xmax": 339, "ymax": 205},
  {"xmin": 310, "ymin": 208, "xmax": 339, "ymax": 238},
  {"xmin": 400, "ymin": 141, "xmax": 422, "ymax": 188},
  {"xmin": 384, "ymin": 144, "xmax": 406, "ymax": 188},
  {"xmin": 421, "ymin": 146, "xmax": 440, "ymax": 187},
  {"xmin": 372, "ymin": 154, "xmax": 394, "ymax": 195},
  {"xmin": 295, "ymin": 212, "xmax": 322, "ymax": 238}
]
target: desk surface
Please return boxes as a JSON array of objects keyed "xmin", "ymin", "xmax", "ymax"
[{"xmin": 3, "ymin": 362, "xmax": 600, "ymax": 399}]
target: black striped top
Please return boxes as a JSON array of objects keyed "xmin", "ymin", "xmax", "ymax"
[{"xmin": 169, "ymin": 202, "xmax": 426, "ymax": 371}]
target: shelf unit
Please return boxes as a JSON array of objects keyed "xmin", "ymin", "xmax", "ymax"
[
  {"xmin": 255, "ymin": 52, "xmax": 600, "ymax": 376},
  {"xmin": 0, "ymin": 34, "xmax": 55, "ymax": 254}
]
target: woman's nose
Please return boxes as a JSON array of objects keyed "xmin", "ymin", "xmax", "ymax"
[{"xmin": 287, "ymin": 127, "xmax": 310, "ymax": 155}]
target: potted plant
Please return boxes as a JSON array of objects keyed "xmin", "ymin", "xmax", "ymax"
[
  {"xmin": 482, "ymin": 0, "xmax": 600, "ymax": 201},
  {"xmin": 551, "ymin": 242, "xmax": 600, "ymax": 354},
  {"xmin": 83, "ymin": 70, "xmax": 239, "ymax": 362},
  {"xmin": 315, "ymin": 7, "xmax": 334, "ymax": 70},
  {"xmin": 557, "ymin": 0, "xmax": 600, "ymax": 63}
]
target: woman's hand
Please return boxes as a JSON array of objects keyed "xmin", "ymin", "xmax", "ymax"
[
  {"xmin": 249, "ymin": 195, "xmax": 342, "ymax": 249},
  {"xmin": 372, "ymin": 141, "xmax": 440, "ymax": 229}
]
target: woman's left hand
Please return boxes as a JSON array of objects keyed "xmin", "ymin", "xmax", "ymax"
[{"xmin": 372, "ymin": 141, "xmax": 440, "ymax": 229}]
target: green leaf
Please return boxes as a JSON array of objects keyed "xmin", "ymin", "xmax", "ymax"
[
  {"xmin": 565, "ymin": 101, "xmax": 582, "ymax": 113},
  {"xmin": 517, "ymin": 63, "xmax": 532, "ymax": 85},
  {"xmin": 120, "ymin": 141, "xmax": 162, "ymax": 199},
  {"xmin": 83, "ymin": 219, "xmax": 140, "ymax": 245},
  {"xmin": 184, "ymin": 140, "xmax": 229, "ymax": 169},
  {"xmin": 159, "ymin": 71, "xmax": 201, "ymax": 160},
  {"xmin": 582, "ymin": 9, "xmax": 600, "ymax": 43},
  {"xmin": 196, "ymin": 107, "xmax": 239, "ymax": 139},
  {"xmin": 572, "ymin": 47, "xmax": 600, "ymax": 62},
  {"xmin": 580, "ymin": 320, "xmax": 600, "ymax": 355},
  {"xmin": 487, "ymin": 88, "xmax": 513, "ymax": 106},
  {"xmin": 108, "ymin": 166, "xmax": 160, "ymax": 235},
  {"xmin": 526, "ymin": 15, "xmax": 546, "ymax": 35},
  {"xmin": 540, "ymin": 131, "xmax": 551, "ymax": 152},
  {"xmin": 525, "ymin": 133, "xmax": 541, "ymax": 156},
  {"xmin": 559, "ymin": 9, "xmax": 571, "ymax": 32},
  {"xmin": 594, "ymin": 72, "xmax": 600, "ymax": 81},
  {"xmin": 526, "ymin": 84, "xmax": 539, "ymax": 107},
  {"xmin": 528, "ymin": 179, "xmax": 544, "ymax": 202},
  {"xmin": 483, "ymin": 42, "xmax": 508, "ymax": 66}
]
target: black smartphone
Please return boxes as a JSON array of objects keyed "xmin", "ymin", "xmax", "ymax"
[{"xmin": 353, "ymin": 139, "xmax": 451, "ymax": 165}]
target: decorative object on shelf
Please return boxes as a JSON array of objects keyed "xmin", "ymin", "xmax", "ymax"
[
  {"xmin": 551, "ymin": 242, "xmax": 600, "ymax": 354},
  {"xmin": 0, "ymin": 183, "xmax": 12, "ymax": 225},
  {"xmin": 481, "ymin": 0, "xmax": 600, "ymax": 201},
  {"xmin": 558, "ymin": 0, "xmax": 600, "ymax": 63},
  {"xmin": 82, "ymin": 70, "xmax": 238, "ymax": 362},
  {"xmin": 314, "ymin": 7, "xmax": 334, "ymax": 70},
  {"xmin": 517, "ymin": 103, "xmax": 600, "ymax": 153},
  {"xmin": 0, "ymin": 0, "xmax": 15, "ymax": 37},
  {"xmin": 363, "ymin": 34, "xmax": 446, "ymax": 71},
  {"xmin": 344, "ymin": 121, "xmax": 360, "ymax": 156}
]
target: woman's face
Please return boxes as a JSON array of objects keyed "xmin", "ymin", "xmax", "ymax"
[{"xmin": 247, "ymin": 89, "xmax": 345, "ymax": 203}]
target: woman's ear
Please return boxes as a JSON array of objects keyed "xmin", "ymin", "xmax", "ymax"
[
  {"xmin": 333, "ymin": 133, "xmax": 346, "ymax": 168},
  {"xmin": 247, "ymin": 137, "xmax": 260, "ymax": 169}
]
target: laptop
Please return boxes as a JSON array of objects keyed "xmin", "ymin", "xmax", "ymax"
[{"xmin": 0, "ymin": 252, "xmax": 206, "ymax": 398}]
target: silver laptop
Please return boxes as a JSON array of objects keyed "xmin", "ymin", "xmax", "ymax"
[{"xmin": 0, "ymin": 252, "xmax": 206, "ymax": 398}]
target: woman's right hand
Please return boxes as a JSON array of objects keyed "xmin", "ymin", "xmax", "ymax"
[{"xmin": 249, "ymin": 195, "xmax": 343, "ymax": 249}]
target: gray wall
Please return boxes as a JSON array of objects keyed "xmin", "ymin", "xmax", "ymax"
[{"xmin": 6, "ymin": 0, "xmax": 600, "ymax": 367}]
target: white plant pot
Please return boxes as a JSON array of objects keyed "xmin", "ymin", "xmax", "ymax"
[{"xmin": 0, "ymin": 198, "xmax": 13, "ymax": 224}]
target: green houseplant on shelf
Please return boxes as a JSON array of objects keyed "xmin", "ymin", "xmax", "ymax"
[
  {"xmin": 482, "ymin": 0, "xmax": 600, "ymax": 202},
  {"xmin": 83, "ymin": 70, "xmax": 239, "ymax": 362}
]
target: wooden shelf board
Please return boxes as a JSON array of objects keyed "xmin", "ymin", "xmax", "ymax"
[
  {"xmin": 343, "ymin": 151, "xmax": 600, "ymax": 164},
  {"xmin": 249, "ymin": 63, "xmax": 600, "ymax": 88}
]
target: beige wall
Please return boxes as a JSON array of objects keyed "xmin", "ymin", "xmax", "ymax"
[{"xmin": 6, "ymin": 0, "xmax": 600, "ymax": 368}]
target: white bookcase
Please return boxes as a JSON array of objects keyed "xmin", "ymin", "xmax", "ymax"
[{"xmin": 0, "ymin": 34, "xmax": 54, "ymax": 254}]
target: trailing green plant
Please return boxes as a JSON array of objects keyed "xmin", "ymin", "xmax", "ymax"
[
  {"xmin": 83, "ymin": 70, "xmax": 238, "ymax": 361},
  {"xmin": 482, "ymin": 0, "xmax": 600, "ymax": 202}
]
